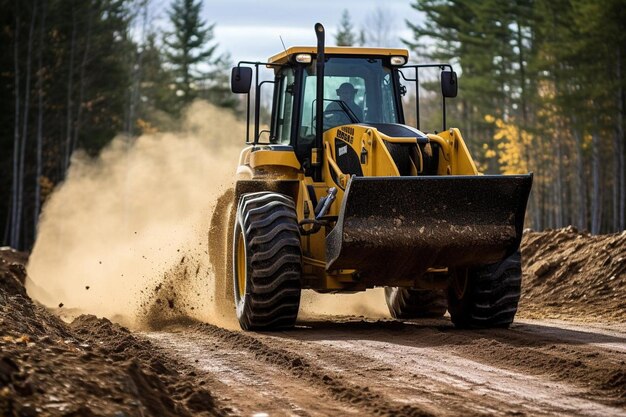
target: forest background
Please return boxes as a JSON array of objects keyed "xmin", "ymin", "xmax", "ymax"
[{"xmin": 1, "ymin": 0, "xmax": 624, "ymax": 251}]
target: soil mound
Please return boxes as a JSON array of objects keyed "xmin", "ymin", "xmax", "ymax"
[
  {"xmin": 0, "ymin": 248, "xmax": 223, "ymax": 417},
  {"xmin": 0, "ymin": 247, "xmax": 28, "ymax": 292},
  {"xmin": 519, "ymin": 227, "xmax": 626, "ymax": 321}
]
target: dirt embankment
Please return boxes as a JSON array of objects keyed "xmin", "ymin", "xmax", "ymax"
[
  {"xmin": 0, "ymin": 248, "xmax": 225, "ymax": 417},
  {"xmin": 519, "ymin": 227, "xmax": 626, "ymax": 321}
]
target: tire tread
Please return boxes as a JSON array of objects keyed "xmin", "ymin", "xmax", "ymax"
[{"xmin": 235, "ymin": 192, "xmax": 302, "ymax": 330}]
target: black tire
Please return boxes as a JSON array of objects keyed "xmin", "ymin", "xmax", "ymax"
[
  {"xmin": 233, "ymin": 192, "xmax": 302, "ymax": 330},
  {"xmin": 385, "ymin": 287, "xmax": 447, "ymax": 319},
  {"xmin": 447, "ymin": 251, "xmax": 522, "ymax": 329}
]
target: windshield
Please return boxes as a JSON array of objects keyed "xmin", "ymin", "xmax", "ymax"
[{"xmin": 299, "ymin": 57, "xmax": 399, "ymax": 140}]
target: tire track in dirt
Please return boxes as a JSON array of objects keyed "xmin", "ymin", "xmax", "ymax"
[
  {"xmin": 147, "ymin": 324, "xmax": 437, "ymax": 417},
  {"xmin": 516, "ymin": 319, "xmax": 626, "ymax": 353},
  {"xmin": 272, "ymin": 318, "xmax": 626, "ymax": 410},
  {"xmin": 147, "ymin": 332, "xmax": 361, "ymax": 417},
  {"xmin": 146, "ymin": 318, "xmax": 625, "ymax": 417}
]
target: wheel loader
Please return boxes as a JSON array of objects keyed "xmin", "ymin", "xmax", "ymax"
[{"xmin": 209, "ymin": 23, "xmax": 532, "ymax": 330}]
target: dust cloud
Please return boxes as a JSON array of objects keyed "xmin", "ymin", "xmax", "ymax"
[
  {"xmin": 26, "ymin": 101, "xmax": 241, "ymax": 328},
  {"xmin": 300, "ymin": 290, "xmax": 390, "ymax": 320},
  {"xmin": 26, "ymin": 100, "xmax": 390, "ymax": 329}
]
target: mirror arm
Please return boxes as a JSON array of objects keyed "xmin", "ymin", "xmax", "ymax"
[
  {"xmin": 442, "ymin": 95, "xmax": 446, "ymax": 132},
  {"xmin": 257, "ymin": 80, "xmax": 276, "ymax": 142},
  {"xmin": 415, "ymin": 68, "xmax": 420, "ymax": 130},
  {"xmin": 235, "ymin": 61, "xmax": 286, "ymax": 145},
  {"xmin": 400, "ymin": 63, "xmax": 456, "ymax": 131},
  {"xmin": 254, "ymin": 64, "xmax": 260, "ymax": 145},
  {"xmin": 246, "ymin": 89, "xmax": 250, "ymax": 143},
  {"xmin": 398, "ymin": 69, "xmax": 420, "ymax": 130}
]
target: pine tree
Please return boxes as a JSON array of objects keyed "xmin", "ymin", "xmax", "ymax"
[
  {"xmin": 163, "ymin": 0, "xmax": 218, "ymax": 111},
  {"xmin": 199, "ymin": 52, "xmax": 238, "ymax": 110},
  {"xmin": 363, "ymin": 7, "xmax": 396, "ymax": 47},
  {"xmin": 358, "ymin": 29, "xmax": 366, "ymax": 47},
  {"xmin": 0, "ymin": 0, "xmax": 136, "ymax": 249},
  {"xmin": 335, "ymin": 10, "xmax": 356, "ymax": 46},
  {"xmin": 405, "ymin": 0, "xmax": 626, "ymax": 233},
  {"xmin": 136, "ymin": 32, "xmax": 177, "ymax": 127}
]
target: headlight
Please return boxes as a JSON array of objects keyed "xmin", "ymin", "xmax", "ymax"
[
  {"xmin": 390, "ymin": 56, "xmax": 406, "ymax": 66},
  {"xmin": 295, "ymin": 54, "xmax": 312, "ymax": 64}
]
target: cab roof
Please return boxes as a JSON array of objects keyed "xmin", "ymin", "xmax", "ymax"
[{"xmin": 268, "ymin": 46, "xmax": 409, "ymax": 65}]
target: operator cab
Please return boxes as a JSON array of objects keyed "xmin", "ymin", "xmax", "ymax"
[
  {"xmin": 268, "ymin": 47, "xmax": 409, "ymax": 167},
  {"xmin": 230, "ymin": 45, "xmax": 457, "ymax": 175}
]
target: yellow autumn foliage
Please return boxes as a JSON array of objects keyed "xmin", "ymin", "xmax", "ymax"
[
  {"xmin": 484, "ymin": 114, "xmax": 532, "ymax": 174},
  {"xmin": 136, "ymin": 118, "xmax": 159, "ymax": 135},
  {"xmin": 482, "ymin": 142, "xmax": 496, "ymax": 159}
]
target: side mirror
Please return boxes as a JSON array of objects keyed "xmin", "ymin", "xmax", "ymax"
[
  {"xmin": 231, "ymin": 66, "xmax": 252, "ymax": 94},
  {"xmin": 441, "ymin": 70, "xmax": 458, "ymax": 98}
]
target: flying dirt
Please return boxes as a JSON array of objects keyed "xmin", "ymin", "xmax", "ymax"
[{"xmin": 25, "ymin": 101, "xmax": 243, "ymax": 327}]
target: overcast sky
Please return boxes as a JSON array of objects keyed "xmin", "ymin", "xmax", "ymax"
[{"xmin": 150, "ymin": 0, "xmax": 423, "ymax": 62}]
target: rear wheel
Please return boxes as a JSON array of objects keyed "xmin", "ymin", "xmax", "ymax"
[
  {"xmin": 385, "ymin": 287, "xmax": 447, "ymax": 319},
  {"xmin": 447, "ymin": 251, "xmax": 522, "ymax": 329},
  {"xmin": 233, "ymin": 192, "xmax": 302, "ymax": 330}
]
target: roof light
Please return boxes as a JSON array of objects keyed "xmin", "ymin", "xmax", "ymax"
[
  {"xmin": 390, "ymin": 56, "xmax": 406, "ymax": 66},
  {"xmin": 295, "ymin": 53, "xmax": 312, "ymax": 64}
]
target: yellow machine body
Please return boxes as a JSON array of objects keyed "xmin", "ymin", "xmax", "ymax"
[
  {"xmin": 209, "ymin": 24, "xmax": 533, "ymax": 330},
  {"xmin": 232, "ymin": 120, "xmax": 529, "ymax": 292}
]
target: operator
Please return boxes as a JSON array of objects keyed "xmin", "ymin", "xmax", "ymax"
[{"xmin": 326, "ymin": 82, "xmax": 363, "ymax": 122}]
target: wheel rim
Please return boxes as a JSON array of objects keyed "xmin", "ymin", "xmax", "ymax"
[
  {"xmin": 236, "ymin": 230, "xmax": 247, "ymax": 299},
  {"xmin": 453, "ymin": 269, "xmax": 468, "ymax": 299}
]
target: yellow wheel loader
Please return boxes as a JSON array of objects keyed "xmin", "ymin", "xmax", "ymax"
[{"xmin": 209, "ymin": 23, "xmax": 532, "ymax": 331}]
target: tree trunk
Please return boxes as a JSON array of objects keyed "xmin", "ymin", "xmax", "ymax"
[
  {"xmin": 15, "ymin": 0, "xmax": 38, "ymax": 249},
  {"xmin": 532, "ymin": 143, "xmax": 543, "ymax": 230},
  {"xmin": 3, "ymin": 201, "xmax": 11, "ymax": 245},
  {"xmin": 591, "ymin": 128, "xmax": 601, "ymax": 234},
  {"xmin": 34, "ymin": 0, "xmax": 46, "ymax": 233},
  {"xmin": 71, "ymin": 0, "xmax": 94, "ymax": 155},
  {"xmin": 572, "ymin": 123, "xmax": 587, "ymax": 231},
  {"xmin": 10, "ymin": 4, "xmax": 21, "ymax": 248},
  {"xmin": 553, "ymin": 71, "xmax": 565, "ymax": 229},
  {"xmin": 555, "ymin": 131, "xmax": 564, "ymax": 228},
  {"xmin": 615, "ymin": 47, "xmax": 625, "ymax": 231},
  {"xmin": 126, "ymin": 0, "xmax": 149, "ymax": 137},
  {"xmin": 64, "ymin": 4, "xmax": 77, "ymax": 173},
  {"xmin": 516, "ymin": 20, "xmax": 527, "ymax": 125}
]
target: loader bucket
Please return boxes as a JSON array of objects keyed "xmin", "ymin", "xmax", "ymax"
[{"xmin": 326, "ymin": 174, "xmax": 533, "ymax": 279}]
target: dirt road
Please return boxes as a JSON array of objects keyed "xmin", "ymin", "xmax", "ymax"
[
  {"xmin": 146, "ymin": 316, "xmax": 626, "ymax": 417},
  {"xmin": 132, "ymin": 227, "xmax": 623, "ymax": 416},
  {"xmin": 3, "ymin": 229, "xmax": 625, "ymax": 416}
]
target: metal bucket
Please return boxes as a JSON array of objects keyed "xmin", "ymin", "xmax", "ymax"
[{"xmin": 326, "ymin": 174, "xmax": 533, "ymax": 279}]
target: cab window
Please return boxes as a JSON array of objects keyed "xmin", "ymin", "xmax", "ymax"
[
  {"xmin": 273, "ymin": 68, "xmax": 295, "ymax": 144},
  {"xmin": 298, "ymin": 57, "xmax": 399, "ymax": 146}
]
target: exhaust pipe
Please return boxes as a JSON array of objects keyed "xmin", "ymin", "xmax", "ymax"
[{"xmin": 314, "ymin": 23, "xmax": 325, "ymax": 181}]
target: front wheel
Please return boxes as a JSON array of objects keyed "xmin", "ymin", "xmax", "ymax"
[
  {"xmin": 233, "ymin": 192, "xmax": 302, "ymax": 330},
  {"xmin": 447, "ymin": 251, "xmax": 522, "ymax": 329}
]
